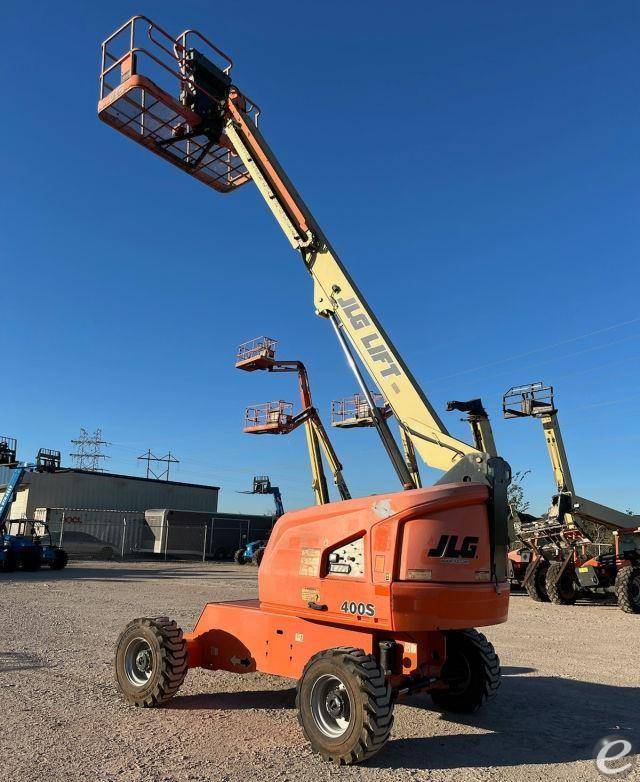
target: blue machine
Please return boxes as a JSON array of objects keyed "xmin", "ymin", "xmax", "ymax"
[
  {"xmin": 0, "ymin": 442, "xmax": 68, "ymax": 571},
  {"xmin": 234, "ymin": 476, "xmax": 284, "ymax": 565}
]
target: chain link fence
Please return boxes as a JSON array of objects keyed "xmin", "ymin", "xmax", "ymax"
[{"xmin": 28, "ymin": 508, "xmax": 272, "ymax": 561}]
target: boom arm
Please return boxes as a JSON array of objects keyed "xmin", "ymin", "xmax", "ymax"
[{"xmin": 224, "ymin": 103, "xmax": 481, "ymax": 473}]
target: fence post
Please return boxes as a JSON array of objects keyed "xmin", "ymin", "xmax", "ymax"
[
  {"xmin": 59, "ymin": 512, "xmax": 65, "ymax": 547},
  {"xmin": 164, "ymin": 519, "xmax": 169, "ymax": 561},
  {"xmin": 121, "ymin": 516, "xmax": 127, "ymax": 558},
  {"xmin": 202, "ymin": 524, "xmax": 208, "ymax": 563}
]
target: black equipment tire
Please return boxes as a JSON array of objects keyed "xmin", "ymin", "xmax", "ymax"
[
  {"xmin": 1, "ymin": 549, "xmax": 16, "ymax": 572},
  {"xmin": 252, "ymin": 547, "xmax": 265, "ymax": 566},
  {"xmin": 545, "ymin": 561, "xmax": 578, "ymax": 605},
  {"xmin": 615, "ymin": 566, "xmax": 640, "ymax": 614},
  {"xmin": 233, "ymin": 548, "xmax": 246, "ymax": 565},
  {"xmin": 525, "ymin": 559, "xmax": 550, "ymax": 602},
  {"xmin": 50, "ymin": 549, "xmax": 69, "ymax": 570},
  {"xmin": 297, "ymin": 647, "xmax": 393, "ymax": 765},
  {"xmin": 431, "ymin": 629, "xmax": 501, "ymax": 714},
  {"xmin": 20, "ymin": 549, "xmax": 41, "ymax": 571},
  {"xmin": 114, "ymin": 616, "xmax": 187, "ymax": 707}
]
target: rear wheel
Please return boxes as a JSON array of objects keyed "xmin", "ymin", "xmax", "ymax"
[
  {"xmin": 546, "ymin": 561, "xmax": 578, "ymax": 605},
  {"xmin": 233, "ymin": 549, "xmax": 246, "ymax": 565},
  {"xmin": 114, "ymin": 616, "xmax": 187, "ymax": 707},
  {"xmin": 615, "ymin": 566, "xmax": 640, "ymax": 614},
  {"xmin": 297, "ymin": 647, "xmax": 393, "ymax": 765},
  {"xmin": 50, "ymin": 549, "xmax": 68, "ymax": 570},
  {"xmin": 1, "ymin": 549, "xmax": 15, "ymax": 573},
  {"xmin": 431, "ymin": 629, "xmax": 500, "ymax": 713},
  {"xmin": 525, "ymin": 559, "xmax": 549, "ymax": 602}
]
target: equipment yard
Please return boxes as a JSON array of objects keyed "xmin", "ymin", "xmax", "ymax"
[{"xmin": 1, "ymin": 560, "xmax": 637, "ymax": 782}]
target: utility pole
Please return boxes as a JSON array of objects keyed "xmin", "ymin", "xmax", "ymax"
[
  {"xmin": 70, "ymin": 428, "xmax": 110, "ymax": 472},
  {"xmin": 137, "ymin": 450, "xmax": 180, "ymax": 481}
]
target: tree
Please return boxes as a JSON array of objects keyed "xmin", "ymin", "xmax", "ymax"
[{"xmin": 508, "ymin": 470, "xmax": 531, "ymax": 515}]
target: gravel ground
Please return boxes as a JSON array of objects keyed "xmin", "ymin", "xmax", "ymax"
[{"xmin": 1, "ymin": 560, "xmax": 638, "ymax": 782}]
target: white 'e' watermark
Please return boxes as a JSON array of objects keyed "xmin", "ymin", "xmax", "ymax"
[{"xmin": 594, "ymin": 736, "xmax": 635, "ymax": 777}]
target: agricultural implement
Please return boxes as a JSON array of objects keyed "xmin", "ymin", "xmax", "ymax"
[
  {"xmin": 101, "ymin": 16, "xmax": 511, "ymax": 764},
  {"xmin": 504, "ymin": 382, "xmax": 640, "ymax": 611}
]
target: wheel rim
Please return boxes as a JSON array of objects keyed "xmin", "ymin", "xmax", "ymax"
[
  {"xmin": 443, "ymin": 649, "xmax": 472, "ymax": 694},
  {"xmin": 123, "ymin": 637, "xmax": 154, "ymax": 687},
  {"xmin": 310, "ymin": 674, "xmax": 352, "ymax": 738}
]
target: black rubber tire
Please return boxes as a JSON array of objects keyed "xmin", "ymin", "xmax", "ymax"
[
  {"xmin": 212, "ymin": 546, "xmax": 228, "ymax": 561},
  {"xmin": 431, "ymin": 629, "xmax": 501, "ymax": 714},
  {"xmin": 615, "ymin": 566, "xmax": 640, "ymax": 614},
  {"xmin": 233, "ymin": 549, "xmax": 246, "ymax": 565},
  {"xmin": 297, "ymin": 647, "xmax": 393, "ymax": 765},
  {"xmin": 252, "ymin": 547, "xmax": 265, "ymax": 566},
  {"xmin": 525, "ymin": 559, "xmax": 550, "ymax": 602},
  {"xmin": 114, "ymin": 616, "xmax": 187, "ymax": 707},
  {"xmin": 545, "ymin": 561, "xmax": 578, "ymax": 605},
  {"xmin": 1, "ymin": 549, "xmax": 16, "ymax": 572},
  {"xmin": 50, "ymin": 549, "xmax": 68, "ymax": 570},
  {"xmin": 20, "ymin": 549, "xmax": 41, "ymax": 571}
]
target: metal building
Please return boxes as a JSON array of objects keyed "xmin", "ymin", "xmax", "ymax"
[{"xmin": 0, "ymin": 467, "xmax": 219, "ymax": 520}]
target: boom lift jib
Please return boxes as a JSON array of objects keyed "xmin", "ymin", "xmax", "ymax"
[
  {"xmin": 237, "ymin": 337, "xmax": 350, "ymax": 504},
  {"xmin": 101, "ymin": 17, "xmax": 511, "ymax": 766},
  {"xmin": 503, "ymin": 382, "xmax": 640, "ymax": 612}
]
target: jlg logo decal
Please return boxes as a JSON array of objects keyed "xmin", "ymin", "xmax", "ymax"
[
  {"xmin": 340, "ymin": 601, "xmax": 375, "ymax": 617},
  {"xmin": 427, "ymin": 535, "xmax": 479, "ymax": 559}
]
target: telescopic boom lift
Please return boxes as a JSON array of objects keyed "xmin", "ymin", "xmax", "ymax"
[{"xmin": 101, "ymin": 17, "xmax": 511, "ymax": 766}]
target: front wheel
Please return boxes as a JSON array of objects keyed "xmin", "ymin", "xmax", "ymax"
[
  {"xmin": 50, "ymin": 549, "xmax": 68, "ymax": 570},
  {"xmin": 431, "ymin": 629, "xmax": 500, "ymax": 714},
  {"xmin": 114, "ymin": 616, "xmax": 187, "ymax": 707},
  {"xmin": 252, "ymin": 547, "xmax": 265, "ymax": 566},
  {"xmin": 615, "ymin": 566, "xmax": 640, "ymax": 614},
  {"xmin": 233, "ymin": 549, "xmax": 246, "ymax": 565},
  {"xmin": 297, "ymin": 647, "xmax": 393, "ymax": 765},
  {"xmin": 546, "ymin": 561, "xmax": 578, "ymax": 605}
]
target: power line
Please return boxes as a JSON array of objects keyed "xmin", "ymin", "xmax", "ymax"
[
  {"xmin": 136, "ymin": 449, "xmax": 180, "ymax": 481},
  {"xmin": 70, "ymin": 428, "xmax": 111, "ymax": 472}
]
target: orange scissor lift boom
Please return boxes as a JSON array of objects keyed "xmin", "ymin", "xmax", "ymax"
[{"xmin": 103, "ymin": 17, "xmax": 510, "ymax": 765}]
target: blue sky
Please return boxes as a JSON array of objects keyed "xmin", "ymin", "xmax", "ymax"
[{"xmin": 2, "ymin": 1, "xmax": 639, "ymax": 515}]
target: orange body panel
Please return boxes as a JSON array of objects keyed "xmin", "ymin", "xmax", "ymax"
[{"xmin": 185, "ymin": 484, "xmax": 508, "ymax": 681}]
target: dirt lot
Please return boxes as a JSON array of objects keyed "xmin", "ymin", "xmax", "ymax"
[{"xmin": 1, "ymin": 561, "xmax": 638, "ymax": 782}]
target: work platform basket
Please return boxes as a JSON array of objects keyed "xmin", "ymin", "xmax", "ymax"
[
  {"xmin": 236, "ymin": 337, "xmax": 278, "ymax": 371},
  {"xmin": 244, "ymin": 401, "xmax": 294, "ymax": 434},
  {"xmin": 98, "ymin": 16, "xmax": 259, "ymax": 193},
  {"xmin": 331, "ymin": 394, "xmax": 390, "ymax": 428}
]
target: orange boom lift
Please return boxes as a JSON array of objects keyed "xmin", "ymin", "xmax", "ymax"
[{"xmin": 101, "ymin": 17, "xmax": 511, "ymax": 764}]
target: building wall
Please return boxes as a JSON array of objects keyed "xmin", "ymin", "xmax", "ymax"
[{"xmin": 7, "ymin": 469, "xmax": 218, "ymax": 520}]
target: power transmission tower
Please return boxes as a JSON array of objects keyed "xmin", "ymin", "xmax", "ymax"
[
  {"xmin": 70, "ymin": 428, "xmax": 111, "ymax": 472},
  {"xmin": 137, "ymin": 450, "xmax": 180, "ymax": 481}
]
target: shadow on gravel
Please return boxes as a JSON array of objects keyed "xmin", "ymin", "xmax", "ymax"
[
  {"xmin": 165, "ymin": 688, "xmax": 296, "ymax": 711},
  {"xmin": 2, "ymin": 565, "xmax": 257, "ymax": 584},
  {"xmin": 371, "ymin": 669, "xmax": 640, "ymax": 770},
  {"xmin": 0, "ymin": 651, "xmax": 49, "ymax": 673}
]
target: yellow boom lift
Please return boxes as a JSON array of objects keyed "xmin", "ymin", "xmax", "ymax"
[{"xmin": 503, "ymin": 382, "xmax": 640, "ymax": 612}]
